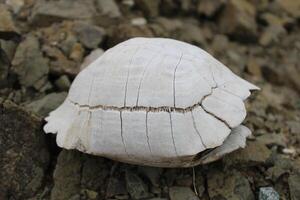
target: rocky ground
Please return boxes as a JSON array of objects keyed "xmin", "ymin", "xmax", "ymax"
[{"xmin": 0, "ymin": 0, "xmax": 299, "ymax": 199}]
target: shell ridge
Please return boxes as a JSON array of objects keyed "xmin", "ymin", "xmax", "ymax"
[{"xmin": 190, "ymin": 111, "xmax": 207, "ymax": 148}]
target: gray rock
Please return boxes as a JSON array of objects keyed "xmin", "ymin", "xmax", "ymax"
[
  {"xmin": 259, "ymin": 25, "xmax": 286, "ymax": 46},
  {"xmin": 73, "ymin": 22, "xmax": 106, "ymax": 49},
  {"xmin": 288, "ymin": 173, "xmax": 300, "ymax": 200},
  {"xmin": 96, "ymin": 0, "xmax": 121, "ymax": 18},
  {"xmin": 135, "ymin": 0, "xmax": 161, "ymax": 18},
  {"xmin": 0, "ymin": 100, "xmax": 49, "ymax": 199},
  {"xmin": 55, "ymin": 75, "xmax": 71, "ymax": 91},
  {"xmin": 259, "ymin": 187, "xmax": 279, "ymax": 200},
  {"xmin": 0, "ymin": 46, "xmax": 10, "ymax": 87},
  {"xmin": 30, "ymin": 0, "xmax": 96, "ymax": 26},
  {"xmin": 169, "ymin": 187, "xmax": 199, "ymax": 200},
  {"xmin": 51, "ymin": 150, "xmax": 83, "ymax": 200},
  {"xmin": 207, "ymin": 170, "xmax": 255, "ymax": 200},
  {"xmin": 12, "ymin": 35, "xmax": 49, "ymax": 89},
  {"xmin": 125, "ymin": 170, "xmax": 150, "ymax": 199},
  {"xmin": 106, "ymin": 177, "xmax": 127, "ymax": 198},
  {"xmin": 138, "ymin": 166, "xmax": 162, "ymax": 186},
  {"xmin": 80, "ymin": 48, "xmax": 104, "ymax": 71},
  {"xmin": 25, "ymin": 92, "xmax": 67, "ymax": 117}
]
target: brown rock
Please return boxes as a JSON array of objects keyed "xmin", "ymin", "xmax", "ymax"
[
  {"xmin": 223, "ymin": 140, "xmax": 271, "ymax": 166},
  {"xmin": 197, "ymin": 0, "xmax": 224, "ymax": 17},
  {"xmin": 0, "ymin": 4, "xmax": 19, "ymax": 39},
  {"xmin": 0, "ymin": 100, "xmax": 49, "ymax": 199},
  {"xmin": 135, "ymin": 0, "xmax": 161, "ymax": 18},
  {"xmin": 276, "ymin": 0, "xmax": 300, "ymax": 18},
  {"xmin": 219, "ymin": 0, "xmax": 257, "ymax": 41},
  {"xmin": 259, "ymin": 25, "xmax": 286, "ymax": 46}
]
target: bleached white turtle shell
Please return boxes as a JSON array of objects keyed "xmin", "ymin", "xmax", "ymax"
[{"xmin": 44, "ymin": 37, "xmax": 259, "ymax": 167}]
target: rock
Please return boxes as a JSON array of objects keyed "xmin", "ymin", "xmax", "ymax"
[
  {"xmin": 25, "ymin": 92, "xmax": 67, "ymax": 117},
  {"xmin": 80, "ymin": 155, "xmax": 110, "ymax": 192},
  {"xmin": 219, "ymin": 0, "xmax": 257, "ymax": 42},
  {"xmin": 55, "ymin": 75, "xmax": 71, "ymax": 91},
  {"xmin": 0, "ymin": 39, "xmax": 17, "ymax": 61},
  {"xmin": 207, "ymin": 170, "xmax": 255, "ymax": 200},
  {"xmin": 211, "ymin": 34, "xmax": 229, "ymax": 53},
  {"xmin": 42, "ymin": 45, "xmax": 79, "ymax": 77},
  {"xmin": 257, "ymin": 133, "xmax": 287, "ymax": 148},
  {"xmin": 73, "ymin": 22, "xmax": 105, "ymax": 49},
  {"xmin": 69, "ymin": 42, "xmax": 84, "ymax": 62},
  {"xmin": 106, "ymin": 177, "xmax": 127, "ymax": 198},
  {"xmin": 197, "ymin": 0, "xmax": 224, "ymax": 17},
  {"xmin": 51, "ymin": 150, "xmax": 82, "ymax": 200},
  {"xmin": 5, "ymin": 0, "xmax": 24, "ymax": 14},
  {"xmin": 107, "ymin": 24, "xmax": 153, "ymax": 47},
  {"xmin": 151, "ymin": 17, "xmax": 182, "ymax": 37},
  {"xmin": 266, "ymin": 155, "xmax": 293, "ymax": 181},
  {"xmin": 0, "ymin": 100, "xmax": 49, "ymax": 199},
  {"xmin": 259, "ymin": 25, "xmax": 286, "ymax": 46},
  {"xmin": 246, "ymin": 57, "xmax": 263, "ymax": 78},
  {"xmin": 96, "ymin": 0, "xmax": 121, "ymax": 18},
  {"xmin": 12, "ymin": 35, "xmax": 49, "ymax": 89},
  {"xmin": 30, "ymin": 0, "xmax": 96, "ymax": 26},
  {"xmin": 0, "ymin": 4, "xmax": 19, "ymax": 40},
  {"xmin": 80, "ymin": 49, "xmax": 104, "ymax": 71},
  {"xmin": 160, "ymin": 0, "xmax": 178, "ymax": 16},
  {"xmin": 288, "ymin": 173, "xmax": 300, "ymax": 200},
  {"xmin": 138, "ymin": 166, "xmax": 162, "ymax": 186},
  {"xmin": 178, "ymin": 20, "xmax": 206, "ymax": 46},
  {"xmin": 276, "ymin": 0, "xmax": 300, "ymax": 18},
  {"xmin": 259, "ymin": 187, "xmax": 279, "ymax": 200},
  {"xmin": 131, "ymin": 17, "xmax": 147, "ymax": 26},
  {"xmin": 169, "ymin": 187, "xmax": 199, "ymax": 200},
  {"xmin": 284, "ymin": 63, "xmax": 300, "ymax": 93},
  {"xmin": 135, "ymin": 0, "xmax": 161, "ymax": 18},
  {"xmin": 0, "ymin": 45, "xmax": 10, "ymax": 87},
  {"xmin": 223, "ymin": 140, "xmax": 271, "ymax": 166},
  {"xmin": 125, "ymin": 170, "xmax": 150, "ymax": 199},
  {"xmin": 82, "ymin": 189, "xmax": 98, "ymax": 199}
]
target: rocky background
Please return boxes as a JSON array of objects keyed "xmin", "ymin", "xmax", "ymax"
[{"xmin": 0, "ymin": 0, "xmax": 299, "ymax": 199}]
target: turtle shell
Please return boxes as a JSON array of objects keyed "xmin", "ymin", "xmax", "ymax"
[{"xmin": 44, "ymin": 38, "xmax": 259, "ymax": 167}]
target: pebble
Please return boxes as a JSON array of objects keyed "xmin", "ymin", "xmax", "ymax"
[{"xmin": 259, "ymin": 187, "xmax": 279, "ymax": 200}]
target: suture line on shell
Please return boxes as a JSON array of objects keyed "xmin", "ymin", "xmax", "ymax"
[{"xmin": 68, "ymin": 86, "xmax": 232, "ymax": 129}]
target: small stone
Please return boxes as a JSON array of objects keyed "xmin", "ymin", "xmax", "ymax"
[
  {"xmin": 259, "ymin": 25, "xmax": 286, "ymax": 46},
  {"xmin": 55, "ymin": 75, "xmax": 71, "ymax": 91},
  {"xmin": 96, "ymin": 0, "xmax": 121, "ymax": 18},
  {"xmin": 73, "ymin": 22, "xmax": 105, "ymax": 49},
  {"xmin": 208, "ymin": 170, "xmax": 254, "ymax": 200},
  {"xmin": 51, "ymin": 150, "xmax": 82, "ymax": 200},
  {"xmin": 125, "ymin": 170, "xmax": 150, "ymax": 199},
  {"xmin": 80, "ymin": 49, "xmax": 104, "ymax": 71},
  {"xmin": 219, "ymin": 0, "xmax": 257, "ymax": 41},
  {"xmin": 259, "ymin": 187, "xmax": 279, "ymax": 200},
  {"xmin": 138, "ymin": 166, "xmax": 162, "ymax": 187},
  {"xmin": 0, "ymin": 4, "xmax": 19, "ymax": 39},
  {"xmin": 197, "ymin": 0, "xmax": 224, "ymax": 17},
  {"xmin": 106, "ymin": 177, "xmax": 127, "ymax": 197},
  {"xmin": 25, "ymin": 92, "xmax": 67, "ymax": 117},
  {"xmin": 169, "ymin": 187, "xmax": 199, "ymax": 200},
  {"xmin": 179, "ymin": 21, "xmax": 206, "ymax": 46},
  {"xmin": 288, "ymin": 173, "xmax": 300, "ymax": 200},
  {"xmin": 246, "ymin": 57, "xmax": 262, "ymax": 77},
  {"xmin": 82, "ymin": 189, "xmax": 98, "ymax": 199},
  {"xmin": 131, "ymin": 17, "xmax": 147, "ymax": 26},
  {"xmin": 12, "ymin": 35, "xmax": 49, "ymax": 89},
  {"xmin": 257, "ymin": 133, "xmax": 287, "ymax": 148},
  {"xmin": 135, "ymin": 0, "xmax": 161, "ymax": 18},
  {"xmin": 30, "ymin": 0, "xmax": 96, "ymax": 26},
  {"xmin": 70, "ymin": 42, "xmax": 85, "ymax": 62},
  {"xmin": 5, "ymin": 0, "xmax": 24, "ymax": 14},
  {"xmin": 42, "ymin": 45, "xmax": 79, "ymax": 77},
  {"xmin": 276, "ymin": 0, "xmax": 300, "ymax": 18}
]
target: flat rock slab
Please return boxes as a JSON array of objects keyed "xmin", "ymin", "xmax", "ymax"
[{"xmin": 0, "ymin": 100, "xmax": 49, "ymax": 199}]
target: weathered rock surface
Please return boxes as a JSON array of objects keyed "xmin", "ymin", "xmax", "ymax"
[
  {"xmin": 0, "ymin": 4, "xmax": 19, "ymax": 40},
  {"xmin": 169, "ymin": 187, "xmax": 199, "ymax": 200},
  {"xmin": 259, "ymin": 187, "xmax": 279, "ymax": 200},
  {"xmin": 25, "ymin": 92, "xmax": 67, "ymax": 117},
  {"xmin": 30, "ymin": 0, "xmax": 96, "ymax": 26},
  {"xmin": 288, "ymin": 173, "xmax": 300, "ymax": 200},
  {"xmin": 0, "ymin": 100, "xmax": 49, "ymax": 199},
  {"xmin": 207, "ymin": 169, "xmax": 255, "ymax": 200},
  {"xmin": 12, "ymin": 35, "xmax": 49, "ymax": 89}
]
